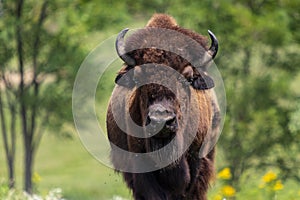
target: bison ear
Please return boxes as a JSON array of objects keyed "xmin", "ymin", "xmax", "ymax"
[
  {"xmin": 115, "ymin": 69, "xmax": 135, "ymax": 88},
  {"xmin": 191, "ymin": 73, "xmax": 214, "ymax": 90}
]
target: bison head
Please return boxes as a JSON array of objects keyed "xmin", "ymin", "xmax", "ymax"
[
  {"xmin": 109, "ymin": 14, "xmax": 219, "ymax": 170},
  {"xmin": 115, "ymin": 27, "xmax": 218, "ymax": 91}
]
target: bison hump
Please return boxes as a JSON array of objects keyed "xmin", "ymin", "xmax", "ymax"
[{"xmin": 146, "ymin": 14, "xmax": 178, "ymax": 28}]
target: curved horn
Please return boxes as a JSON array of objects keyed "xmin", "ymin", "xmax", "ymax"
[
  {"xmin": 116, "ymin": 28, "xmax": 136, "ymax": 66},
  {"xmin": 208, "ymin": 30, "xmax": 218, "ymax": 59}
]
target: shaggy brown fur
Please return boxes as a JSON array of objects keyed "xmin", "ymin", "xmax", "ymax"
[
  {"xmin": 107, "ymin": 14, "xmax": 220, "ymax": 200},
  {"xmin": 126, "ymin": 14, "xmax": 209, "ymax": 69},
  {"xmin": 147, "ymin": 13, "xmax": 208, "ymax": 49}
]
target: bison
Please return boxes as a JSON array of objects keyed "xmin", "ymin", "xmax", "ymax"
[{"xmin": 106, "ymin": 14, "xmax": 221, "ymax": 200}]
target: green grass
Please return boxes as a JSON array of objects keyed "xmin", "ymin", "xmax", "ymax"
[
  {"xmin": 1, "ymin": 130, "xmax": 300, "ymax": 200},
  {"xmin": 37, "ymin": 134, "xmax": 132, "ymax": 200},
  {"xmin": 0, "ymin": 132, "xmax": 132, "ymax": 200}
]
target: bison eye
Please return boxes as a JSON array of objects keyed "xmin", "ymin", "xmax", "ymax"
[
  {"xmin": 149, "ymin": 94, "xmax": 156, "ymax": 103},
  {"xmin": 191, "ymin": 74, "xmax": 214, "ymax": 90}
]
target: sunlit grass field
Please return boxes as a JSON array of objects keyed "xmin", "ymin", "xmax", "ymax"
[
  {"xmin": 0, "ymin": 130, "xmax": 132, "ymax": 200},
  {"xmin": 36, "ymin": 134, "xmax": 132, "ymax": 200}
]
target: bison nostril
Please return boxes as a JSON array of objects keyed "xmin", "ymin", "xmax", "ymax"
[
  {"xmin": 166, "ymin": 117, "xmax": 176, "ymax": 126},
  {"xmin": 165, "ymin": 117, "xmax": 178, "ymax": 132},
  {"xmin": 146, "ymin": 116, "xmax": 151, "ymax": 126}
]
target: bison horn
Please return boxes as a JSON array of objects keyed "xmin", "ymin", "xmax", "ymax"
[
  {"xmin": 116, "ymin": 28, "xmax": 136, "ymax": 66},
  {"xmin": 208, "ymin": 30, "xmax": 218, "ymax": 59}
]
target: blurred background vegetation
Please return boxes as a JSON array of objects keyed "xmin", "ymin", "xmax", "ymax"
[{"xmin": 0, "ymin": 0, "xmax": 300, "ymax": 199}]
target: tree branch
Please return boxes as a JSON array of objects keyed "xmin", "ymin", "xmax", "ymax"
[
  {"xmin": 30, "ymin": 0, "xmax": 48, "ymax": 150},
  {"xmin": 33, "ymin": 112, "xmax": 50, "ymax": 150},
  {"xmin": 0, "ymin": 90, "xmax": 10, "ymax": 164},
  {"xmin": 16, "ymin": 0, "xmax": 28, "ymax": 139}
]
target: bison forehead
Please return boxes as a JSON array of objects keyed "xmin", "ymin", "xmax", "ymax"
[
  {"xmin": 140, "ymin": 84, "xmax": 177, "ymax": 102},
  {"xmin": 133, "ymin": 64, "xmax": 191, "ymax": 94},
  {"xmin": 124, "ymin": 28, "xmax": 209, "ymax": 70},
  {"xmin": 134, "ymin": 48, "xmax": 189, "ymax": 72}
]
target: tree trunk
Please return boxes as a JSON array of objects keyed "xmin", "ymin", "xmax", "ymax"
[
  {"xmin": 23, "ymin": 0, "xmax": 47, "ymax": 193},
  {"xmin": 9, "ymin": 106, "xmax": 16, "ymax": 189},
  {"xmin": 8, "ymin": 158, "xmax": 15, "ymax": 188},
  {"xmin": 15, "ymin": 0, "xmax": 47, "ymax": 194},
  {"xmin": 24, "ymin": 140, "xmax": 34, "ymax": 194},
  {"xmin": 0, "ymin": 91, "xmax": 16, "ymax": 189}
]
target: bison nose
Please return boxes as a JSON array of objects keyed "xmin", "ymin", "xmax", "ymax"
[
  {"xmin": 146, "ymin": 104, "xmax": 178, "ymax": 135},
  {"xmin": 148, "ymin": 104, "xmax": 176, "ymax": 123}
]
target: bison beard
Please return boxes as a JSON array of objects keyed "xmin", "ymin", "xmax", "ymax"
[{"xmin": 106, "ymin": 14, "xmax": 220, "ymax": 200}]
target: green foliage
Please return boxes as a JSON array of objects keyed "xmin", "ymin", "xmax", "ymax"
[
  {"xmin": 0, "ymin": 0, "xmax": 88, "ymax": 193},
  {"xmin": 0, "ymin": 0, "xmax": 87, "ymax": 130},
  {"xmin": 289, "ymin": 104, "xmax": 300, "ymax": 135},
  {"xmin": 0, "ymin": 180, "xmax": 10, "ymax": 199},
  {"xmin": 209, "ymin": 168, "xmax": 300, "ymax": 200},
  {"xmin": 219, "ymin": 43, "xmax": 300, "ymax": 183}
]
